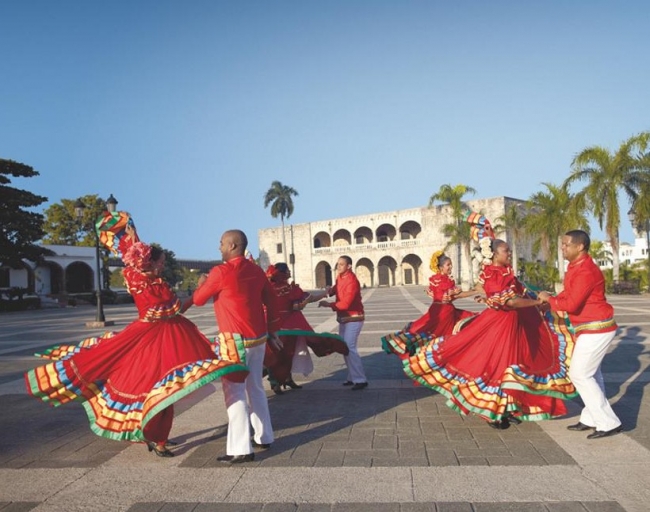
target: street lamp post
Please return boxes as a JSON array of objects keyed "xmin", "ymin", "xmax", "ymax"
[{"xmin": 74, "ymin": 194, "xmax": 118, "ymax": 328}]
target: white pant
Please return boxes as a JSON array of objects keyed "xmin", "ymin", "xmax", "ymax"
[
  {"xmin": 221, "ymin": 343, "xmax": 274, "ymax": 455},
  {"xmin": 569, "ymin": 331, "xmax": 621, "ymax": 431},
  {"xmin": 339, "ymin": 321, "xmax": 367, "ymax": 384}
]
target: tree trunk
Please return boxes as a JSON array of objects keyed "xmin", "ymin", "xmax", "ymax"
[
  {"xmin": 611, "ymin": 233, "xmax": 620, "ymax": 283},
  {"xmin": 557, "ymin": 235, "xmax": 565, "ymax": 282},
  {"xmin": 462, "ymin": 241, "xmax": 473, "ymax": 288},
  {"xmin": 281, "ymin": 217, "xmax": 288, "ymax": 265},
  {"xmin": 511, "ymin": 235, "xmax": 518, "ymax": 277}
]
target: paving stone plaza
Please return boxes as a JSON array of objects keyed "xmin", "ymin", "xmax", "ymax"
[{"xmin": 1, "ymin": 287, "xmax": 649, "ymax": 511}]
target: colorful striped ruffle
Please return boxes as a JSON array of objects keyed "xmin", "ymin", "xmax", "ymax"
[
  {"xmin": 35, "ymin": 332, "xmax": 116, "ymax": 360},
  {"xmin": 25, "ymin": 357, "xmax": 247, "ymax": 442},
  {"xmin": 381, "ymin": 325, "xmax": 432, "ymax": 357},
  {"xmin": 403, "ymin": 308, "xmax": 577, "ymax": 422}
]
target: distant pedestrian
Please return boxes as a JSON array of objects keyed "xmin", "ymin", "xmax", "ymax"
[{"xmin": 538, "ymin": 230, "xmax": 622, "ymax": 439}]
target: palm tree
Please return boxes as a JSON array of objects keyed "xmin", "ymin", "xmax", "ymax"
[
  {"xmin": 565, "ymin": 132, "xmax": 650, "ymax": 282},
  {"xmin": 495, "ymin": 202, "xmax": 528, "ymax": 277},
  {"xmin": 428, "ymin": 184, "xmax": 477, "ymax": 286},
  {"xmin": 589, "ymin": 240, "xmax": 613, "ymax": 267},
  {"xmin": 525, "ymin": 183, "xmax": 589, "ymax": 282},
  {"xmin": 263, "ymin": 181, "xmax": 299, "ymax": 266}
]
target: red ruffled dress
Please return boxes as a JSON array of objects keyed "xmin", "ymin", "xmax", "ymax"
[
  {"xmin": 381, "ymin": 273, "xmax": 475, "ymax": 357},
  {"xmin": 402, "ymin": 265, "xmax": 577, "ymax": 422},
  {"xmin": 264, "ymin": 281, "xmax": 349, "ymax": 385},
  {"xmin": 25, "ymin": 246, "xmax": 248, "ymax": 444}
]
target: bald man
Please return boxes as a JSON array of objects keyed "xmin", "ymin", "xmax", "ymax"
[{"xmin": 190, "ymin": 230, "xmax": 281, "ymax": 463}]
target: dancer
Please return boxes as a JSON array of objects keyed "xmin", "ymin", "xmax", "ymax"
[
  {"xmin": 25, "ymin": 214, "xmax": 248, "ymax": 457},
  {"xmin": 401, "ymin": 214, "xmax": 576, "ymax": 428},
  {"xmin": 264, "ymin": 262, "xmax": 349, "ymax": 394},
  {"xmin": 538, "ymin": 230, "xmax": 622, "ymax": 439},
  {"xmin": 319, "ymin": 256, "xmax": 368, "ymax": 390},
  {"xmin": 381, "ymin": 250, "xmax": 476, "ymax": 358},
  {"xmin": 189, "ymin": 229, "xmax": 280, "ymax": 463}
]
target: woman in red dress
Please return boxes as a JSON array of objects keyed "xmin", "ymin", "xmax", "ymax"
[
  {"xmin": 402, "ymin": 237, "xmax": 577, "ymax": 429},
  {"xmin": 382, "ymin": 250, "xmax": 476, "ymax": 357},
  {"xmin": 25, "ymin": 219, "xmax": 248, "ymax": 457},
  {"xmin": 263, "ymin": 263, "xmax": 349, "ymax": 394}
]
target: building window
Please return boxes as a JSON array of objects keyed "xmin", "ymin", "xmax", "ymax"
[
  {"xmin": 356, "ymin": 236, "xmax": 365, "ymax": 244},
  {"xmin": 276, "ymin": 243, "xmax": 283, "ymax": 254}
]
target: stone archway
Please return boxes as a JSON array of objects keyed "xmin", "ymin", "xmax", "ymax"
[
  {"xmin": 355, "ymin": 257, "xmax": 374, "ymax": 288},
  {"xmin": 314, "ymin": 261, "xmax": 333, "ymax": 289},
  {"xmin": 377, "ymin": 256, "xmax": 397, "ymax": 287},
  {"xmin": 401, "ymin": 254, "xmax": 423, "ymax": 285},
  {"xmin": 66, "ymin": 261, "xmax": 94, "ymax": 293}
]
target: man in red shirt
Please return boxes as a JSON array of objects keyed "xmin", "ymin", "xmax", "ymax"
[
  {"xmin": 319, "ymin": 256, "xmax": 368, "ymax": 390},
  {"xmin": 539, "ymin": 230, "xmax": 622, "ymax": 439},
  {"xmin": 190, "ymin": 230, "xmax": 281, "ymax": 462}
]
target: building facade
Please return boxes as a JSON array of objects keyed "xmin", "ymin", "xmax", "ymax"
[
  {"xmin": 0, "ymin": 245, "xmax": 97, "ymax": 297},
  {"xmin": 258, "ymin": 196, "xmax": 534, "ymax": 290}
]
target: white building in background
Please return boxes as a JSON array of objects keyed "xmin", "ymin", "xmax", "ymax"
[
  {"xmin": 600, "ymin": 232, "xmax": 649, "ymax": 269},
  {"xmin": 258, "ymin": 196, "xmax": 536, "ymax": 290},
  {"xmin": 0, "ymin": 245, "xmax": 97, "ymax": 296}
]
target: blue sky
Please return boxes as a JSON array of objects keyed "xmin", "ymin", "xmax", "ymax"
[{"xmin": 2, "ymin": 1, "xmax": 649, "ymax": 259}]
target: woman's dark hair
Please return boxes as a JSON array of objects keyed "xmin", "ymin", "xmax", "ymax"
[
  {"xmin": 438, "ymin": 255, "xmax": 451, "ymax": 266},
  {"xmin": 150, "ymin": 246, "xmax": 164, "ymax": 262},
  {"xmin": 340, "ymin": 255, "xmax": 352, "ymax": 266},
  {"xmin": 274, "ymin": 262, "xmax": 289, "ymax": 274}
]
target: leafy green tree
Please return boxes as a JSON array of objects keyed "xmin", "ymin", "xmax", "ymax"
[
  {"xmin": 263, "ymin": 181, "xmax": 299, "ymax": 264},
  {"xmin": 565, "ymin": 132, "xmax": 650, "ymax": 282},
  {"xmin": 151, "ymin": 243, "xmax": 182, "ymax": 287},
  {"xmin": 0, "ymin": 158, "xmax": 51, "ymax": 266},
  {"xmin": 428, "ymin": 184, "xmax": 477, "ymax": 286},
  {"xmin": 42, "ymin": 195, "xmax": 106, "ymax": 246},
  {"xmin": 525, "ymin": 183, "xmax": 588, "ymax": 282},
  {"xmin": 589, "ymin": 240, "xmax": 613, "ymax": 267}
]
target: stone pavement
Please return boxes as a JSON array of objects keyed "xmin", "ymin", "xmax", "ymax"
[{"xmin": 1, "ymin": 287, "xmax": 649, "ymax": 511}]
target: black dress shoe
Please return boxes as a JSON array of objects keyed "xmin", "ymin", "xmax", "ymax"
[
  {"xmin": 567, "ymin": 422, "xmax": 593, "ymax": 431},
  {"xmin": 351, "ymin": 382, "xmax": 368, "ymax": 391},
  {"xmin": 217, "ymin": 453, "xmax": 255, "ymax": 463},
  {"xmin": 252, "ymin": 440, "xmax": 271, "ymax": 449},
  {"xmin": 342, "ymin": 381, "xmax": 354, "ymax": 386},
  {"xmin": 587, "ymin": 426, "xmax": 623, "ymax": 439},
  {"xmin": 487, "ymin": 418, "xmax": 510, "ymax": 430}
]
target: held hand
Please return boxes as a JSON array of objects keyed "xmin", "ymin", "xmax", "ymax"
[
  {"xmin": 268, "ymin": 333, "xmax": 283, "ymax": 351},
  {"xmin": 318, "ymin": 300, "xmax": 329, "ymax": 308},
  {"xmin": 197, "ymin": 273, "xmax": 208, "ymax": 288},
  {"xmin": 537, "ymin": 291, "xmax": 552, "ymax": 303}
]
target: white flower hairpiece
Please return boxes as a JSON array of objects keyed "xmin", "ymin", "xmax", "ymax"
[{"xmin": 479, "ymin": 237, "xmax": 493, "ymax": 265}]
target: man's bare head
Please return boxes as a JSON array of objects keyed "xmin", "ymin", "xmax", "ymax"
[{"xmin": 219, "ymin": 230, "xmax": 248, "ymax": 261}]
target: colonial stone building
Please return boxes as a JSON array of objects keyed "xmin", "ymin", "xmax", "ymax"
[{"xmin": 258, "ymin": 196, "xmax": 534, "ymax": 290}]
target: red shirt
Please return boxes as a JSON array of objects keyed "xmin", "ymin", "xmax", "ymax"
[
  {"xmin": 548, "ymin": 254, "xmax": 616, "ymax": 336},
  {"xmin": 192, "ymin": 256, "xmax": 280, "ymax": 346},
  {"xmin": 328, "ymin": 270, "xmax": 364, "ymax": 323}
]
